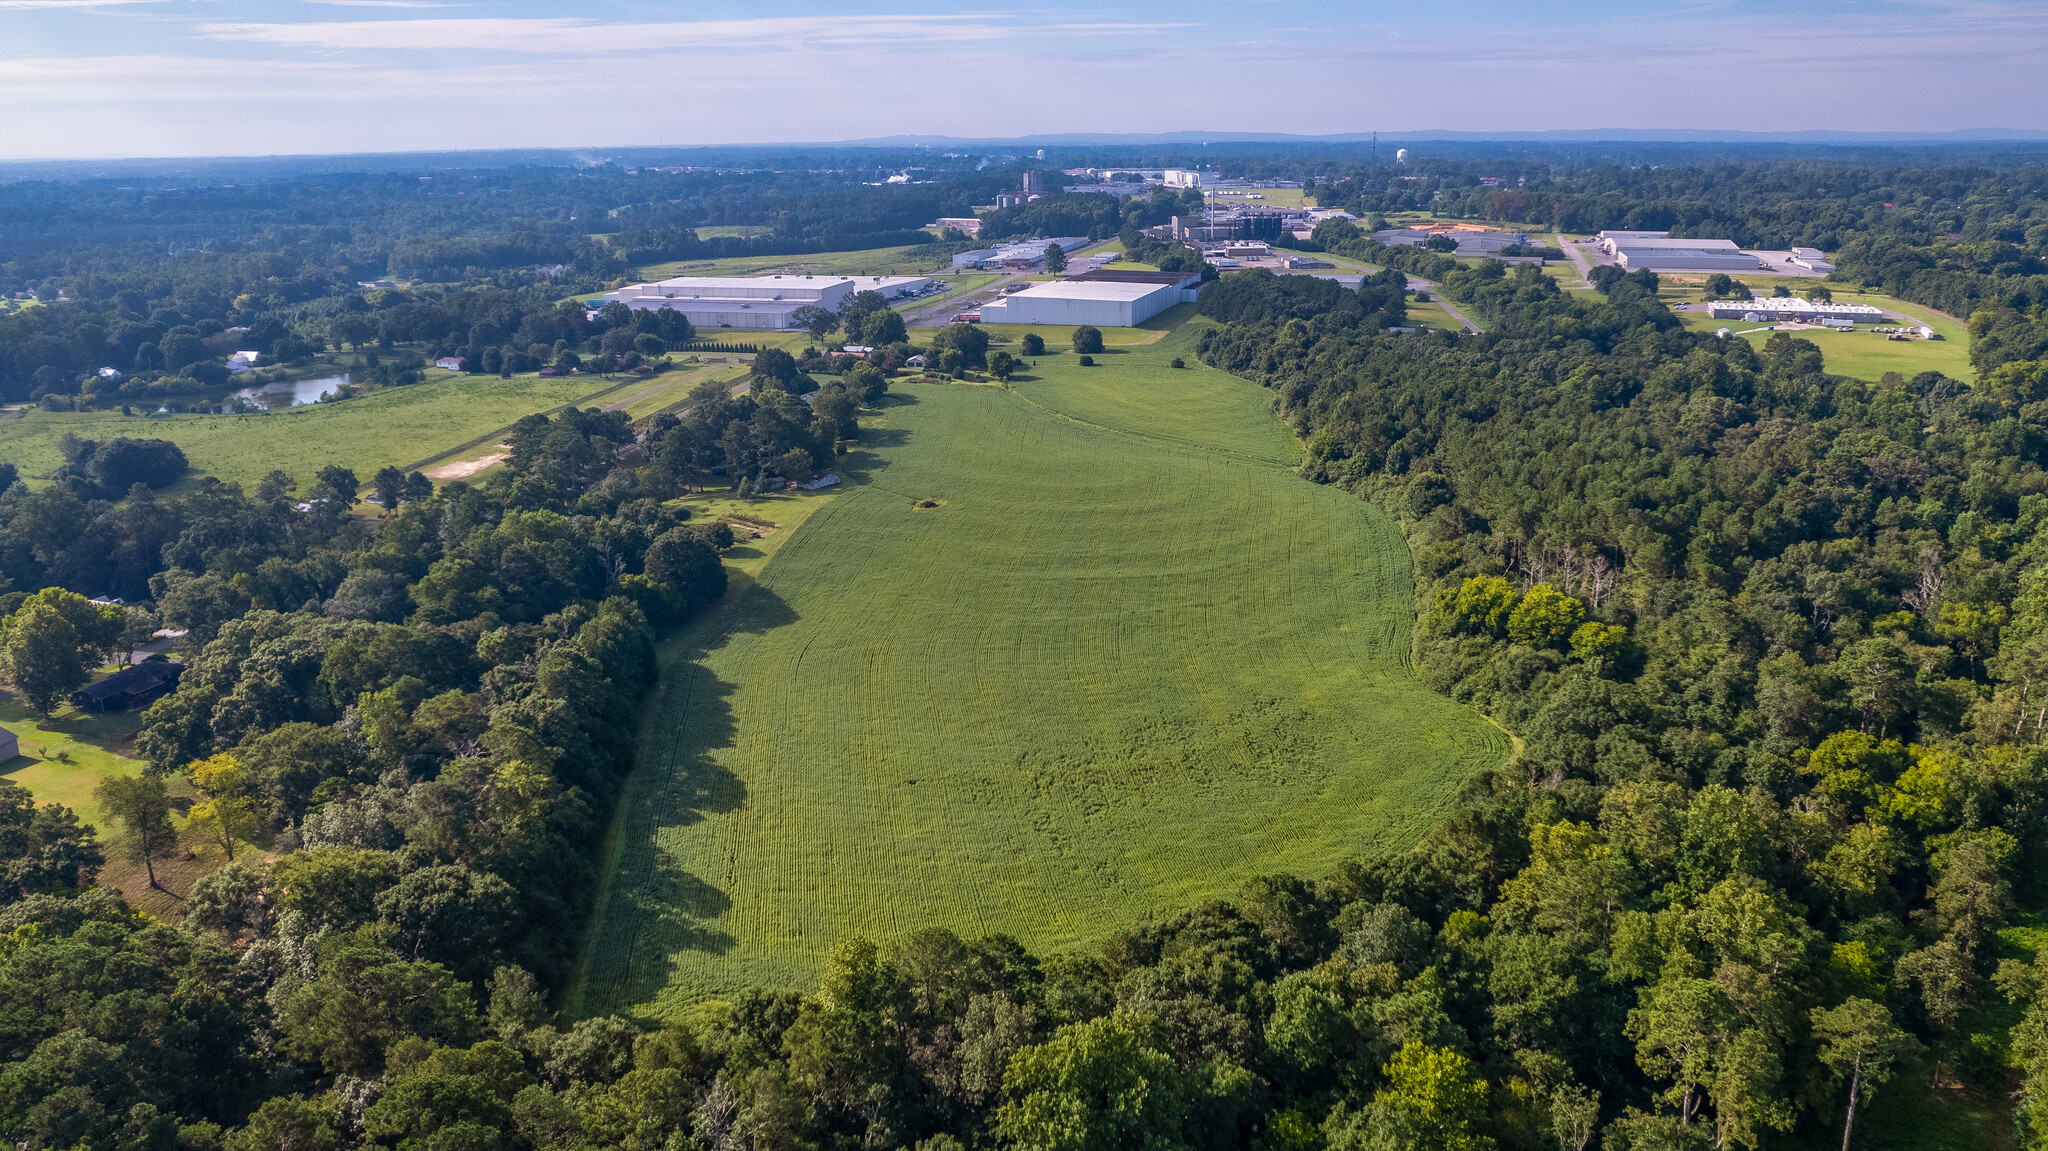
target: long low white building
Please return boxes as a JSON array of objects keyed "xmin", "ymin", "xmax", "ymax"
[
  {"xmin": 604, "ymin": 274, "xmax": 930, "ymax": 329},
  {"xmin": 952, "ymin": 237, "xmax": 1089, "ymax": 270},
  {"xmin": 979, "ymin": 280, "xmax": 1186, "ymax": 327},
  {"xmin": 1615, "ymin": 246, "xmax": 1762, "ymax": 271},
  {"xmin": 1705, "ymin": 297, "xmax": 1884, "ymax": 322}
]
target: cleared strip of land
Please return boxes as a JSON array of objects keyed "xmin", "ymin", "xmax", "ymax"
[{"xmin": 573, "ymin": 322, "xmax": 1508, "ymax": 1016}]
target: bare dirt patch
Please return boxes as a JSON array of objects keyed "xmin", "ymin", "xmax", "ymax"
[
  {"xmin": 722, "ymin": 514, "xmax": 780, "ymax": 537},
  {"xmin": 424, "ymin": 446, "xmax": 510, "ymax": 481}
]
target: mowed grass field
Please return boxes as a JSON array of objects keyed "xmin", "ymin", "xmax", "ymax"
[
  {"xmin": 572, "ymin": 321, "xmax": 1510, "ymax": 1016},
  {"xmin": 0, "ymin": 372, "xmax": 618, "ymax": 490},
  {"xmin": 630, "ymin": 242, "xmax": 963, "ymax": 283}
]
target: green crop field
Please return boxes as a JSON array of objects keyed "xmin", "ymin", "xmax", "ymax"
[
  {"xmin": 0, "ymin": 372, "xmax": 622, "ymax": 491},
  {"xmin": 571, "ymin": 319, "xmax": 1510, "ymax": 1016}
]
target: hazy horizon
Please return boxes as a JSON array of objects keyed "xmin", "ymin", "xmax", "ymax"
[{"xmin": 3, "ymin": 0, "xmax": 2046, "ymax": 160}]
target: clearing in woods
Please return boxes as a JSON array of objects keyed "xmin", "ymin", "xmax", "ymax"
[
  {"xmin": 0, "ymin": 371, "xmax": 603, "ymax": 491},
  {"xmin": 572, "ymin": 320, "xmax": 1508, "ymax": 1016}
]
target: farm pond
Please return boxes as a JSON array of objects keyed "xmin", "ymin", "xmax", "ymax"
[{"xmin": 218, "ymin": 373, "xmax": 350, "ymax": 412}]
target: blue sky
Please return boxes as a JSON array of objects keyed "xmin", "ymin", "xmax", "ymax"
[{"xmin": 1, "ymin": 1, "xmax": 2044, "ymax": 158}]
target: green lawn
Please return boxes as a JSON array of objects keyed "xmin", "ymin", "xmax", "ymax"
[
  {"xmin": 570, "ymin": 319, "xmax": 1510, "ymax": 1015},
  {"xmin": 1405, "ymin": 301, "xmax": 1463, "ymax": 331},
  {"xmin": 0, "ymin": 690, "xmax": 222, "ymax": 919},
  {"xmin": 632, "ymin": 243, "xmax": 963, "ymax": 283},
  {"xmin": 917, "ymin": 305, "xmax": 1198, "ymax": 351},
  {"xmin": 0, "ymin": 372, "xmax": 614, "ymax": 491}
]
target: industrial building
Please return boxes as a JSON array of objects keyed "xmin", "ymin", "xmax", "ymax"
[
  {"xmin": 603, "ymin": 274, "xmax": 931, "ymax": 330},
  {"xmin": 1704, "ymin": 297, "xmax": 1884, "ymax": 323},
  {"xmin": 1616, "ymin": 247, "xmax": 1762, "ymax": 271},
  {"xmin": 978, "ymin": 273, "xmax": 1199, "ymax": 327},
  {"xmin": 1595, "ymin": 230, "xmax": 1690, "ymax": 255},
  {"xmin": 950, "ymin": 238, "xmax": 1087, "ymax": 269},
  {"xmin": 1067, "ymin": 269, "xmax": 1203, "ymax": 290},
  {"xmin": 1593, "ymin": 230, "xmax": 1763, "ymax": 272},
  {"xmin": 1375, "ymin": 228, "xmax": 1528, "ymax": 255},
  {"xmin": 1790, "ymin": 247, "xmax": 1835, "ymax": 272}
]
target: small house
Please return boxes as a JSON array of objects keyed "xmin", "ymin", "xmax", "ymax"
[
  {"xmin": 0, "ymin": 729, "xmax": 16, "ymax": 763},
  {"xmin": 228, "ymin": 351, "xmax": 262, "ymax": 374},
  {"xmin": 436, "ymin": 356, "xmax": 466, "ymax": 371},
  {"xmin": 69, "ymin": 660, "xmax": 184, "ymax": 714},
  {"xmin": 803, "ymin": 474, "xmax": 842, "ymax": 491}
]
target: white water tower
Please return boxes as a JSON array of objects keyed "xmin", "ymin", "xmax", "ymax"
[{"xmin": 1395, "ymin": 148, "xmax": 1408, "ymax": 164}]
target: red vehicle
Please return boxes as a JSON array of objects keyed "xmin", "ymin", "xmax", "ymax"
[{"xmin": 953, "ymin": 311, "xmax": 982, "ymax": 323}]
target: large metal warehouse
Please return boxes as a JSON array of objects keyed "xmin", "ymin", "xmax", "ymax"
[
  {"xmin": 602, "ymin": 273, "xmax": 930, "ymax": 329},
  {"xmin": 1614, "ymin": 246, "xmax": 1762, "ymax": 272},
  {"xmin": 979, "ymin": 280, "xmax": 1184, "ymax": 327}
]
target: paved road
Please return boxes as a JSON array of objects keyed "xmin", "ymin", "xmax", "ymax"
[
  {"xmin": 1556, "ymin": 233, "xmax": 1594, "ymax": 287},
  {"xmin": 1417, "ymin": 284, "xmax": 1481, "ymax": 333},
  {"xmin": 897, "ymin": 239, "xmax": 1114, "ymax": 327},
  {"xmin": 899, "ymin": 269, "xmax": 1027, "ymax": 326}
]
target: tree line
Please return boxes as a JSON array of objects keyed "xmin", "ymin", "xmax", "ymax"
[{"xmin": 1188, "ymin": 257, "xmax": 2048, "ymax": 1148}]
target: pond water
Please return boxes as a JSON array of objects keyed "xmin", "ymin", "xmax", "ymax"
[{"xmin": 221, "ymin": 373, "xmax": 348, "ymax": 412}]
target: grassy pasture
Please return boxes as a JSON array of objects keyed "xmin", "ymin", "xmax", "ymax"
[
  {"xmin": 0, "ymin": 372, "xmax": 614, "ymax": 491},
  {"xmin": 572, "ymin": 320, "xmax": 1509, "ymax": 1014},
  {"xmin": 631, "ymin": 243, "xmax": 962, "ymax": 283}
]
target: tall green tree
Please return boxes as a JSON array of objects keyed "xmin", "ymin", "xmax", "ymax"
[
  {"xmin": 997, "ymin": 1013, "xmax": 1190, "ymax": 1151},
  {"xmin": 94, "ymin": 774, "xmax": 176, "ymax": 888},
  {"xmin": 791, "ymin": 305, "xmax": 839, "ymax": 344},
  {"xmin": 1811, "ymin": 998, "xmax": 1912, "ymax": 1151},
  {"xmin": 0, "ymin": 588, "xmax": 124, "ymax": 715}
]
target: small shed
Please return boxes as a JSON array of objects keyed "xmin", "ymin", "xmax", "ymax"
[
  {"xmin": 0, "ymin": 728, "xmax": 16, "ymax": 763},
  {"xmin": 70, "ymin": 660, "xmax": 184, "ymax": 714}
]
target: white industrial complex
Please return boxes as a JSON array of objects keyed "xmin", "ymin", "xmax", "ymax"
[
  {"xmin": 603, "ymin": 274, "xmax": 930, "ymax": 330},
  {"xmin": 1596, "ymin": 231, "xmax": 1763, "ymax": 272},
  {"xmin": 950, "ymin": 237, "xmax": 1088, "ymax": 270},
  {"xmin": 1704, "ymin": 297, "xmax": 1884, "ymax": 323},
  {"xmin": 979, "ymin": 271, "xmax": 1201, "ymax": 327},
  {"xmin": 1790, "ymin": 247, "xmax": 1835, "ymax": 273}
]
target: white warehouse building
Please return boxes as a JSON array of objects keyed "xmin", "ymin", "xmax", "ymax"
[
  {"xmin": 603, "ymin": 274, "xmax": 930, "ymax": 330},
  {"xmin": 980, "ymin": 280, "xmax": 1187, "ymax": 327},
  {"xmin": 1615, "ymin": 246, "xmax": 1763, "ymax": 272},
  {"xmin": 1595, "ymin": 231, "xmax": 1762, "ymax": 272},
  {"xmin": 1704, "ymin": 297, "xmax": 1884, "ymax": 322}
]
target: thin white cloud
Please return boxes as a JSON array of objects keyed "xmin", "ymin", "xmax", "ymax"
[
  {"xmin": 308, "ymin": 1, "xmax": 463, "ymax": 8},
  {"xmin": 198, "ymin": 14, "xmax": 1185, "ymax": 54},
  {"xmin": 0, "ymin": 0, "xmax": 159, "ymax": 7}
]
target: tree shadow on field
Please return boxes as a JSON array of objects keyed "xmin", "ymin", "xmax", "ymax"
[
  {"xmin": 599, "ymin": 587, "xmax": 800, "ymax": 1005},
  {"xmin": 839, "ymin": 420, "xmax": 910, "ymax": 487}
]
